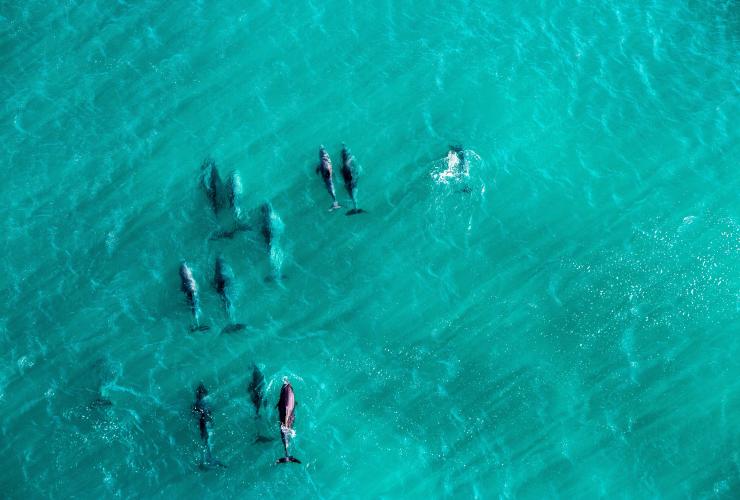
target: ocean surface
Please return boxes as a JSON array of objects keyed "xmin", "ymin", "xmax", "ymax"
[{"xmin": 1, "ymin": 0, "xmax": 738, "ymax": 497}]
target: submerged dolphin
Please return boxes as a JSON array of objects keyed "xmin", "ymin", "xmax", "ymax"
[
  {"xmin": 260, "ymin": 202, "xmax": 275, "ymax": 247},
  {"xmin": 275, "ymin": 377, "xmax": 301, "ymax": 464},
  {"xmin": 179, "ymin": 261, "xmax": 210, "ymax": 331},
  {"xmin": 208, "ymin": 170, "xmax": 251, "ymax": 240},
  {"xmin": 316, "ymin": 146, "xmax": 341, "ymax": 211},
  {"xmin": 218, "ymin": 170, "xmax": 251, "ymax": 236},
  {"xmin": 225, "ymin": 170, "xmax": 244, "ymax": 220},
  {"xmin": 341, "ymin": 144, "xmax": 366, "ymax": 215},
  {"xmin": 259, "ymin": 202, "xmax": 285, "ymax": 281},
  {"xmin": 247, "ymin": 363, "xmax": 266, "ymax": 417},
  {"xmin": 88, "ymin": 358, "xmax": 119, "ymax": 409},
  {"xmin": 214, "ymin": 256, "xmax": 245, "ymax": 333},
  {"xmin": 192, "ymin": 383, "xmax": 226, "ymax": 469},
  {"xmin": 201, "ymin": 158, "xmax": 224, "ymax": 214}
]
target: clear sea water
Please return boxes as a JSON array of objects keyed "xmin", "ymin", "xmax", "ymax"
[{"xmin": 1, "ymin": 1, "xmax": 739, "ymax": 498}]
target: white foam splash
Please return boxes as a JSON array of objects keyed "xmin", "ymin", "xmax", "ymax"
[{"xmin": 430, "ymin": 149, "xmax": 482, "ymax": 185}]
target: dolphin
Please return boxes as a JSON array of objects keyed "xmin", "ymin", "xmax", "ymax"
[
  {"xmin": 214, "ymin": 256, "xmax": 245, "ymax": 333},
  {"xmin": 259, "ymin": 202, "xmax": 285, "ymax": 281},
  {"xmin": 192, "ymin": 383, "xmax": 226, "ymax": 469},
  {"xmin": 179, "ymin": 261, "xmax": 209, "ymax": 331},
  {"xmin": 447, "ymin": 145, "xmax": 472, "ymax": 193},
  {"xmin": 207, "ymin": 171, "xmax": 250, "ymax": 240},
  {"xmin": 316, "ymin": 146, "xmax": 341, "ymax": 211},
  {"xmin": 226, "ymin": 170, "xmax": 244, "ymax": 219},
  {"xmin": 341, "ymin": 144, "xmax": 366, "ymax": 215},
  {"xmin": 89, "ymin": 364, "xmax": 116, "ymax": 408},
  {"xmin": 218, "ymin": 170, "xmax": 251, "ymax": 237},
  {"xmin": 88, "ymin": 358, "xmax": 117, "ymax": 409},
  {"xmin": 201, "ymin": 158, "xmax": 224, "ymax": 214},
  {"xmin": 275, "ymin": 377, "xmax": 301, "ymax": 464},
  {"xmin": 247, "ymin": 363, "xmax": 266, "ymax": 417},
  {"xmin": 260, "ymin": 202, "xmax": 275, "ymax": 247}
]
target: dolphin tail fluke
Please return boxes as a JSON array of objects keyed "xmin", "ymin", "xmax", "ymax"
[
  {"xmin": 199, "ymin": 459, "xmax": 227, "ymax": 470},
  {"xmin": 346, "ymin": 208, "xmax": 366, "ymax": 216},
  {"xmin": 209, "ymin": 230, "xmax": 231, "ymax": 241},
  {"xmin": 276, "ymin": 456, "xmax": 301, "ymax": 464},
  {"xmin": 329, "ymin": 201, "xmax": 341, "ymax": 211},
  {"xmin": 90, "ymin": 397, "xmax": 113, "ymax": 408},
  {"xmin": 210, "ymin": 222, "xmax": 250, "ymax": 241},
  {"xmin": 200, "ymin": 446, "xmax": 227, "ymax": 470},
  {"xmin": 191, "ymin": 325, "xmax": 211, "ymax": 332},
  {"xmin": 221, "ymin": 323, "xmax": 246, "ymax": 334}
]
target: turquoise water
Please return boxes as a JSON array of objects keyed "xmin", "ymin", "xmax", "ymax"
[{"xmin": 1, "ymin": 0, "xmax": 739, "ymax": 497}]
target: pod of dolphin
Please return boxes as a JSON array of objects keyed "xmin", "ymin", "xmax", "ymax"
[
  {"xmin": 178, "ymin": 145, "xmax": 465, "ymax": 467},
  {"xmin": 178, "ymin": 144, "xmax": 368, "ymax": 468}
]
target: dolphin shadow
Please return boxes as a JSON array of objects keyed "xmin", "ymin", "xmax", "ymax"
[{"xmin": 254, "ymin": 434, "xmax": 276, "ymax": 444}]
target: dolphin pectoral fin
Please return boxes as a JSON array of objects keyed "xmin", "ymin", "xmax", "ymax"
[
  {"xmin": 221, "ymin": 323, "xmax": 246, "ymax": 334},
  {"xmin": 346, "ymin": 208, "xmax": 366, "ymax": 216},
  {"xmin": 276, "ymin": 456, "xmax": 301, "ymax": 464}
]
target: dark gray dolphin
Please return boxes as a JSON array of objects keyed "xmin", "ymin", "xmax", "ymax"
[
  {"xmin": 201, "ymin": 158, "xmax": 224, "ymax": 214},
  {"xmin": 179, "ymin": 261, "xmax": 209, "ymax": 331},
  {"xmin": 192, "ymin": 383, "xmax": 226, "ymax": 469},
  {"xmin": 275, "ymin": 377, "xmax": 301, "ymax": 464},
  {"xmin": 247, "ymin": 364, "xmax": 266, "ymax": 417},
  {"xmin": 214, "ymin": 256, "xmax": 245, "ymax": 333},
  {"xmin": 89, "ymin": 358, "xmax": 118, "ymax": 409},
  {"xmin": 316, "ymin": 146, "xmax": 341, "ymax": 211},
  {"xmin": 260, "ymin": 202, "xmax": 275, "ymax": 248},
  {"xmin": 447, "ymin": 145, "xmax": 472, "ymax": 193},
  {"xmin": 341, "ymin": 145, "xmax": 366, "ymax": 215},
  {"xmin": 208, "ymin": 170, "xmax": 250, "ymax": 240}
]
